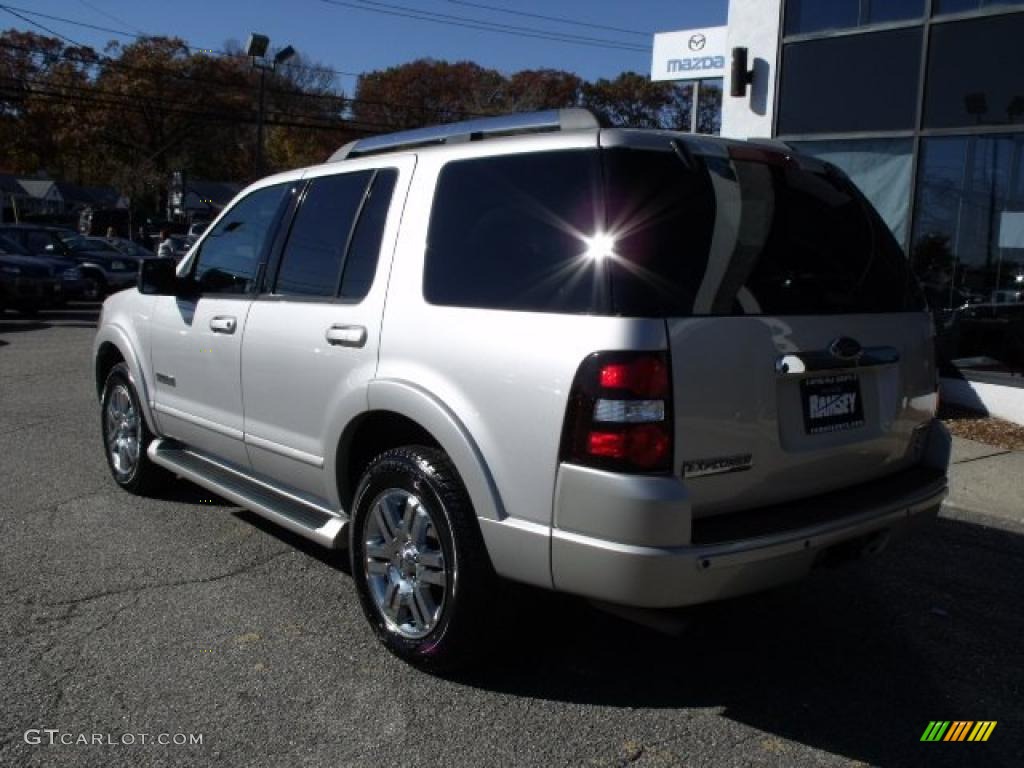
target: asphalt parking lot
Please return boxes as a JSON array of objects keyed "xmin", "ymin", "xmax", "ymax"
[{"xmin": 1, "ymin": 305, "xmax": 1022, "ymax": 768}]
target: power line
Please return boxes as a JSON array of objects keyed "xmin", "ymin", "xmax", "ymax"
[
  {"xmin": 0, "ymin": 83, "xmax": 398, "ymax": 135},
  {"xmin": 0, "ymin": 4, "xmax": 364, "ymax": 81},
  {"xmin": 446, "ymin": 0, "xmax": 651, "ymax": 38},
  {"xmin": 75, "ymin": 0, "xmax": 146, "ymax": 36},
  {"xmin": 318, "ymin": 0, "xmax": 650, "ymax": 52},
  {"xmin": 0, "ymin": 4, "xmax": 89, "ymax": 49},
  {"xmin": 0, "ymin": 73, "xmax": 351, "ymax": 127}
]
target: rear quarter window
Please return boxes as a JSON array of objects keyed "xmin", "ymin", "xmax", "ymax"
[{"xmin": 424, "ymin": 150, "xmax": 602, "ymax": 313}]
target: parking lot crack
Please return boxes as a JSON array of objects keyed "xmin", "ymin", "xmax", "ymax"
[{"xmin": 43, "ymin": 549, "xmax": 292, "ymax": 607}]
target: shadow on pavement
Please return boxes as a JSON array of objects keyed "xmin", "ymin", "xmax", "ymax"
[
  {"xmin": 439, "ymin": 516, "xmax": 1023, "ymax": 767},
  {"xmin": 0, "ymin": 320, "xmax": 50, "ymax": 333},
  {"xmin": 0, "ymin": 304, "xmax": 100, "ymax": 334},
  {"xmin": 227, "ymin": 498, "xmax": 1022, "ymax": 766}
]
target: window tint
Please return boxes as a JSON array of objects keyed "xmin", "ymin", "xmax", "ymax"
[
  {"xmin": 426, "ymin": 147, "xmax": 923, "ymax": 317},
  {"xmin": 24, "ymin": 230, "xmax": 56, "ymax": 254},
  {"xmin": 784, "ymin": 0, "xmax": 923, "ymax": 35},
  {"xmin": 275, "ymin": 172, "xmax": 372, "ymax": 297},
  {"xmin": 194, "ymin": 184, "xmax": 289, "ymax": 294},
  {"xmin": 730, "ymin": 158, "xmax": 924, "ymax": 315},
  {"xmin": 935, "ymin": 0, "xmax": 1024, "ymax": 13},
  {"xmin": 341, "ymin": 169, "xmax": 398, "ymax": 300},
  {"xmin": 602, "ymin": 148, "xmax": 716, "ymax": 317},
  {"xmin": 425, "ymin": 151, "xmax": 601, "ymax": 313},
  {"xmin": 604, "ymin": 148, "xmax": 922, "ymax": 316},
  {"xmin": 788, "ymin": 138, "xmax": 914, "ymax": 245},
  {"xmin": 0, "ymin": 234, "xmax": 28, "ymax": 255},
  {"xmin": 777, "ymin": 28, "xmax": 922, "ymax": 134},
  {"xmin": 923, "ymin": 13, "xmax": 1024, "ymax": 129}
]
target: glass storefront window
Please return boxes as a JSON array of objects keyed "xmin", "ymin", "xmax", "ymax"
[
  {"xmin": 924, "ymin": 13, "xmax": 1024, "ymax": 129},
  {"xmin": 935, "ymin": 0, "xmax": 1024, "ymax": 14},
  {"xmin": 777, "ymin": 28, "xmax": 922, "ymax": 134},
  {"xmin": 912, "ymin": 135, "xmax": 1024, "ymax": 381},
  {"xmin": 785, "ymin": 0, "xmax": 924, "ymax": 35},
  {"xmin": 790, "ymin": 138, "xmax": 914, "ymax": 246},
  {"xmin": 697, "ymin": 78, "xmax": 723, "ymax": 135}
]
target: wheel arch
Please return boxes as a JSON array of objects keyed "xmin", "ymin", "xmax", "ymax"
[
  {"xmin": 333, "ymin": 379, "xmax": 506, "ymax": 525},
  {"xmin": 93, "ymin": 325, "xmax": 159, "ymax": 433}
]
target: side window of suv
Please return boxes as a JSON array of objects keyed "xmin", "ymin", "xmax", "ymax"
[
  {"xmin": 25, "ymin": 231, "xmax": 54, "ymax": 254},
  {"xmin": 273, "ymin": 169, "xmax": 398, "ymax": 300},
  {"xmin": 193, "ymin": 183, "xmax": 289, "ymax": 295},
  {"xmin": 425, "ymin": 151, "xmax": 601, "ymax": 313}
]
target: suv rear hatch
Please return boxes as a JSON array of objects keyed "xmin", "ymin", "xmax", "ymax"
[{"xmin": 599, "ymin": 133, "xmax": 938, "ymax": 518}]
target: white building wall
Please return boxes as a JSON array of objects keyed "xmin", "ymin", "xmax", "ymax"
[{"xmin": 721, "ymin": 0, "xmax": 783, "ymax": 140}]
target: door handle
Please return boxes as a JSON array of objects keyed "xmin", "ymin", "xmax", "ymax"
[
  {"xmin": 209, "ymin": 315, "xmax": 237, "ymax": 334},
  {"xmin": 325, "ymin": 324, "xmax": 367, "ymax": 348}
]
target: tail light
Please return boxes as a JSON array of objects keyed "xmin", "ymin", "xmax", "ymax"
[{"xmin": 560, "ymin": 351, "xmax": 673, "ymax": 473}]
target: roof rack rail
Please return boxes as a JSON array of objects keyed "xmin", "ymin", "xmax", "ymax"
[{"xmin": 328, "ymin": 108, "xmax": 602, "ymax": 162}]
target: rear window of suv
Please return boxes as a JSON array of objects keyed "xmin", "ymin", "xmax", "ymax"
[{"xmin": 424, "ymin": 144, "xmax": 924, "ymax": 316}]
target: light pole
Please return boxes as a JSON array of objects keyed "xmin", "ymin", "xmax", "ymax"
[{"xmin": 246, "ymin": 34, "xmax": 295, "ymax": 178}]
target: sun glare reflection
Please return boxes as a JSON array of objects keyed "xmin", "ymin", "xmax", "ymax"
[{"xmin": 582, "ymin": 232, "xmax": 616, "ymax": 261}]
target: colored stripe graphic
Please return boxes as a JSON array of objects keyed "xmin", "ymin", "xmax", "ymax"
[
  {"xmin": 970, "ymin": 722, "xmax": 997, "ymax": 742},
  {"xmin": 921, "ymin": 721, "xmax": 996, "ymax": 742},
  {"xmin": 944, "ymin": 721, "xmax": 972, "ymax": 741}
]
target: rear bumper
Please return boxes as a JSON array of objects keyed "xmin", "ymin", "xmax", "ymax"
[{"xmin": 550, "ymin": 422, "xmax": 950, "ymax": 609}]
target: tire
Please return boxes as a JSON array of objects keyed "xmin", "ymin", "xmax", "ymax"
[
  {"xmin": 100, "ymin": 362, "xmax": 168, "ymax": 494},
  {"xmin": 82, "ymin": 273, "xmax": 107, "ymax": 302},
  {"xmin": 350, "ymin": 446, "xmax": 493, "ymax": 669}
]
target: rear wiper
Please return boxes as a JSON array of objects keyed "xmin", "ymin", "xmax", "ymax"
[{"xmin": 670, "ymin": 139, "xmax": 696, "ymax": 172}]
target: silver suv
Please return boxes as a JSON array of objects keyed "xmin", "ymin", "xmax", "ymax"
[{"xmin": 93, "ymin": 109, "xmax": 950, "ymax": 667}]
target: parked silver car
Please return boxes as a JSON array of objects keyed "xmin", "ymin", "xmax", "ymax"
[{"xmin": 93, "ymin": 110, "xmax": 950, "ymax": 667}]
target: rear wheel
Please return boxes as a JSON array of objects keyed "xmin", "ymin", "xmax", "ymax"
[
  {"xmin": 100, "ymin": 362, "xmax": 167, "ymax": 494},
  {"xmin": 350, "ymin": 446, "xmax": 493, "ymax": 669}
]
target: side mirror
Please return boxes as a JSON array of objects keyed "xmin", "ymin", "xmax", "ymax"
[{"xmin": 138, "ymin": 257, "xmax": 177, "ymax": 295}]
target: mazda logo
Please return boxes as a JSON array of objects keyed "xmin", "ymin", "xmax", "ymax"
[{"xmin": 688, "ymin": 34, "xmax": 706, "ymax": 51}]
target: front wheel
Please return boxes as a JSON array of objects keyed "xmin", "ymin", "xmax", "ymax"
[
  {"xmin": 350, "ymin": 446, "xmax": 493, "ymax": 669},
  {"xmin": 100, "ymin": 362, "xmax": 168, "ymax": 494}
]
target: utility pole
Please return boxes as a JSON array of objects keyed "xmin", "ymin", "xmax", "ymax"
[
  {"xmin": 256, "ymin": 65, "xmax": 267, "ymax": 177},
  {"xmin": 246, "ymin": 34, "xmax": 295, "ymax": 180}
]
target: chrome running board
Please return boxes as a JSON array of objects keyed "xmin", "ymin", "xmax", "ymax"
[{"xmin": 148, "ymin": 439, "xmax": 347, "ymax": 548}]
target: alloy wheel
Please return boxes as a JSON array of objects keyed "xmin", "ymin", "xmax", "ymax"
[
  {"xmin": 105, "ymin": 384, "xmax": 140, "ymax": 479},
  {"xmin": 363, "ymin": 489, "xmax": 449, "ymax": 639}
]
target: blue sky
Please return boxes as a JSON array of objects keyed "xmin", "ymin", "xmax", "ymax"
[{"xmin": 10, "ymin": 0, "xmax": 726, "ymax": 91}]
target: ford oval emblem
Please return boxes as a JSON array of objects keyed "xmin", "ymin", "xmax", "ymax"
[{"xmin": 829, "ymin": 336, "xmax": 863, "ymax": 361}]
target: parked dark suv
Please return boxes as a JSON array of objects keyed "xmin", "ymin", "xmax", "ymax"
[
  {"xmin": 0, "ymin": 224, "xmax": 139, "ymax": 300},
  {"xmin": 0, "ymin": 235, "xmax": 60, "ymax": 314}
]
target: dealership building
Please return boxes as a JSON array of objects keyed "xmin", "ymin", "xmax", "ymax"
[{"xmin": 654, "ymin": 0, "xmax": 1024, "ymax": 423}]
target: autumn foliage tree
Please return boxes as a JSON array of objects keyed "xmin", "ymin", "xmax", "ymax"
[
  {"xmin": 2, "ymin": 31, "xmax": 718, "ymax": 218},
  {"xmin": 1, "ymin": 30, "xmax": 349, "ymax": 212}
]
